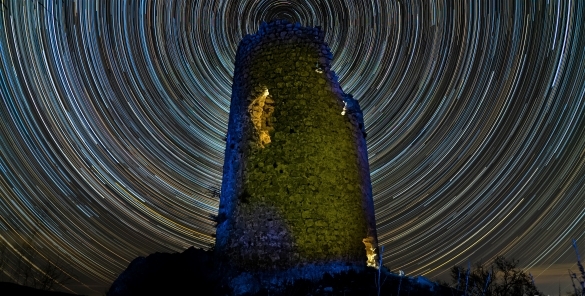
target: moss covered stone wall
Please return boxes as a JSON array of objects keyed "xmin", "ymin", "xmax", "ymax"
[{"xmin": 216, "ymin": 20, "xmax": 377, "ymax": 271}]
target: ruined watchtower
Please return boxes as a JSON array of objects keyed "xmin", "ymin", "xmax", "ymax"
[{"xmin": 216, "ymin": 20, "xmax": 378, "ymax": 274}]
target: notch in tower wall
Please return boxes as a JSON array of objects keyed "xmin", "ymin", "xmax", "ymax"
[{"xmin": 216, "ymin": 19, "xmax": 378, "ymax": 277}]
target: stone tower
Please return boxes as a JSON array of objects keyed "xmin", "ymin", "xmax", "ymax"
[{"xmin": 216, "ymin": 20, "xmax": 378, "ymax": 274}]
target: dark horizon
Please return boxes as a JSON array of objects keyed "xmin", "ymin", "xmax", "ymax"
[{"xmin": 0, "ymin": 1, "xmax": 584, "ymax": 295}]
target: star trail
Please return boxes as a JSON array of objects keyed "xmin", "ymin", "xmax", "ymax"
[{"xmin": 0, "ymin": 1, "xmax": 584, "ymax": 295}]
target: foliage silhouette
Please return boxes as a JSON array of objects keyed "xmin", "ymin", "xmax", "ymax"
[
  {"xmin": 0, "ymin": 238, "xmax": 73, "ymax": 292},
  {"xmin": 450, "ymin": 256, "xmax": 542, "ymax": 296}
]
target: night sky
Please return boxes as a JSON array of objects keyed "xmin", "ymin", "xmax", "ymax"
[{"xmin": 0, "ymin": 1, "xmax": 584, "ymax": 295}]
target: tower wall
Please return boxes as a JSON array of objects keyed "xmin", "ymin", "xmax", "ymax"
[{"xmin": 216, "ymin": 20, "xmax": 377, "ymax": 271}]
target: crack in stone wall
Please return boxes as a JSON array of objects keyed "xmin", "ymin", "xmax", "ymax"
[{"xmin": 247, "ymin": 86, "xmax": 274, "ymax": 148}]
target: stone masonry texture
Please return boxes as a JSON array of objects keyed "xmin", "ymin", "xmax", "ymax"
[{"xmin": 215, "ymin": 19, "xmax": 378, "ymax": 271}]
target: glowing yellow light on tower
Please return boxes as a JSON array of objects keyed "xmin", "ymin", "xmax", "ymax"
[{"xmin": 248, "ymin": 87, "xmax": 273, "ymax": 148}]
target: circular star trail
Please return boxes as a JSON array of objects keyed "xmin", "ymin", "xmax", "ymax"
[{"xmin": 1, "ymin": 1, "xmax": 584, "ymax": 295}]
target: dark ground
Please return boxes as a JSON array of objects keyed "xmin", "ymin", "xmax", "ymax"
[
  {"xmin": 0, "ymin": 282, "xmax": 83, "ymax": 296},
  {"xmin": 106, "ymin": 247, "xmax": 456, "ymax": 296}
]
